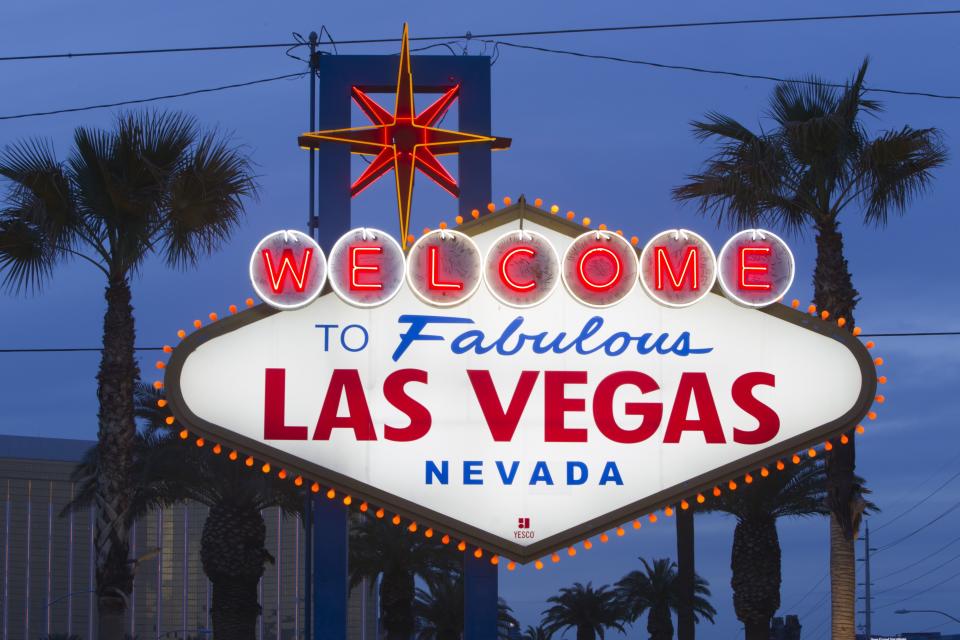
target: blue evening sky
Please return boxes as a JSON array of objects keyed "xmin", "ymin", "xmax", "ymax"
[{"xmin": 1, "ymin": 1, "xmax": 958, "ymax": 638}]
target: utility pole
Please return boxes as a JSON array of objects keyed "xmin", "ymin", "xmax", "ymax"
[
  {"xmin": 303, "ymin": 32, "xmax": 318, "ymax": 640},
  {"xmin": 864, "ymin": 522, "xmax": 873, "ymax": 639},
  {"xmin": 858, "ymin": 520, "xmax": 875, "ymax": 640},
  {"xmin": 307, "ymin": 31, "xmax": 319, "ymax": 238},
  {"xmin": 677, "ymin": 506, "xmax": 695, "ymax": 640}
]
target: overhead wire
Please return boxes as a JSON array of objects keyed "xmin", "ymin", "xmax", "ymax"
[
  {"xmin": 0, "ymin": 328, "xmax": 955, "ymax": 354},
  {"xmin": 482, "ymin": 40, "xmax": 960, "ymax": 101},
  {"xmin": 874, "ymin": 566, "xmax": 960, "ymax": 610},
  {"xmin": 872, "ymin": 549, "xmax": 960, "ymax": 596},
  {"xmin": 0, "ymin": 71, "xmax": 307, "ymax": 121},
  {"xmin": 874, "ymin": 533, "xmax": 960, "ymax": 581},
  {"xmin": 872, "ymin": 467, "xmax": 960, "ymax": 533},
  {"xmin": 875, "ymin": 501, "xmax": 960, "ymax": 554},
  {"xmin": 2, "ymin": 10, "xmax": 960, "ymax": 63}
]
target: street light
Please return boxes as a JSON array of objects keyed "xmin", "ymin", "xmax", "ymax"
[{"xmin": 895, "ymin": 609, "xmax": 960, "ymax": 624}]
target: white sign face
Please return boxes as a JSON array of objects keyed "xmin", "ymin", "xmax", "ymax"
[{"xmin": 170, "ymin": 214, "xmax": 874, "ymax": 561}]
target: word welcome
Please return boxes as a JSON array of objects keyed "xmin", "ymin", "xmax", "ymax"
[{"xmin": 250, "ymin": 227, "xmax": 794, "ymax": 310}]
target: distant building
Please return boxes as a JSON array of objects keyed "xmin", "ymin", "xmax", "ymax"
[
  {"xmin": 771, "ymin": 615, "xmax": 802, "ymax": 640},
  {"xmin": 0, "ymin": 434, "xmax": 376, "ymax": 640}
]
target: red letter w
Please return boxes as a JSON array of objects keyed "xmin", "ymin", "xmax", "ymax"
[{"xmin": 262, "ymin": 248, "xmax": 313, "ymax": 293}]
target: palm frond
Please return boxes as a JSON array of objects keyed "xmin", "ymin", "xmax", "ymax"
[
  {"xmin": 674, "ymin": 129, "xmax": 807, "ymax": 231},
  {"xmin": 856, "ymin": 126, "xmax": 948, "ymax": 225},
  {"xmin": 162, "ymin": 130, "xmax": 257, "ymax": 268},
  {"xmin": 691, "ymin": 112, "xmax": 757, "ymax": 143},
  {"xmin": 0, "ymin": 216, "xmax": 58, "ymax": 293},
  {"xmin": 769, "ymin": 75, "xmax": 838, "ymax": 127}
]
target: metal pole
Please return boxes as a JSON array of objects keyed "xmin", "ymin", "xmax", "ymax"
[
  {"xmin": 676, "ymin": 507, "xmax": 695, "ymax": 640},
  {"xmin": 303, "ymin": 32, "xmax": 319, "ymax": 640},
  {"xmin": 864, "ymin": 522, "xmax": 872, "ymax": 640},
  {"xmin": 308, "ymin": 31, "xmax": 319, "ymax": 238},
  {"xmin": 464, "ymin": 552, "xmax": 498, "ymax": 640},
  {"xmin": 303, "ymin": 497, "xmax": 313, "ymax": 640}
]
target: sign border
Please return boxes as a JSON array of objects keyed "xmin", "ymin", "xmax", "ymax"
[{"xmin": 164, "ymin": 200, "xmax": 877, "ymax": 563}]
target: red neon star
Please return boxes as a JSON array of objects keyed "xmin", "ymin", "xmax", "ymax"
[{"xmin": 298, "ymin": 24, "xmax": 510, "ymax": 248}]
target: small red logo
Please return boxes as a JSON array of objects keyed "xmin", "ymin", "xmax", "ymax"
[{"xmin": 517, "ymin": 517, "xmax": 530, "ymax": 529}]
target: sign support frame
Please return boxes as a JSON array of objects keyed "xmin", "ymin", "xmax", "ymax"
[{"xmin": 305, "ymin": 50, "xmax": 500, "ymax": 640}]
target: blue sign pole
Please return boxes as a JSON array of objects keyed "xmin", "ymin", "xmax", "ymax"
[
  {"xmin": 308, "ymin": 50, "xmax": 498, "ymax": 640},
  {"xmin": 312, "ymin": 497, "xmax": 349, "ymax": 639},
  {"xmin": 464, "ymin": 553, "xmax": 499, "ymax": 640}
]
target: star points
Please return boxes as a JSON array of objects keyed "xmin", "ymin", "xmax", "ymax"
[{"xmin": 298, "ymin": 23, "xmax": 510, "ymax": 248}]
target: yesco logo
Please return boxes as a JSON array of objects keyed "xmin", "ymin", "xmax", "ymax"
[
  {"xmin": 249, "ymin": 226, "xmax": 795, "ymax": 311},
  {"xmin": 516, "ymin": 517, "xmax": 534, "ymax": 540}
]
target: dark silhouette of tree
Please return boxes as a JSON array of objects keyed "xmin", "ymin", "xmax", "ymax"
[
  {"xmin": 541, "ymin": 582, "xmax": 626, "ymax": 640},
  {"xmin": 616, "ymin": 557, "xmax": 715, "ymax": 640},
  {"xmin": 0, "ymin": 111, "xmax": 256, "ymax": 638}
]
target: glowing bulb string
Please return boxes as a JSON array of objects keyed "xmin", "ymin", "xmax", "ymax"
[{"xmin": 155, "ymin": 197, "xmax": 887, "ymax": 571}]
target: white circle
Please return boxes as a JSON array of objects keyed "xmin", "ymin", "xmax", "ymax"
[
  {"xmin": 560, "ymin": 231, "xmax": 640, "ymax": 309},
  {"xmin": 328, "ymin": 227, "xmax": 406, "ymax": 308},
  {"xmin": 482, "ymin": 229, "xmax": 561, "ymax": 308},
  {"xmin": 405, "ymin": 229, "xmax": 483, "ymax": 307},
  {"xmin": 249, "ymin": 230, "xmax": 327, "ymax": 310},
  {"xmin": 717, "ymin": 229, "xmax": 795, "ymax": 308},
  {"xmin": 638, "ymin": 229, "xmax": 717, "ymax": 308}
]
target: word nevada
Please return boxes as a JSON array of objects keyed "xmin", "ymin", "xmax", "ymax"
[{"xmin": 249, "ymin": 225, "xmax": 795, "ymax": 311}]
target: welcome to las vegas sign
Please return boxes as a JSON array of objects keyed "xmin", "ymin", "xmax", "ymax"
[{"xmin": 164, "ymin": 200, "xmax": 876, "ymax": 563}]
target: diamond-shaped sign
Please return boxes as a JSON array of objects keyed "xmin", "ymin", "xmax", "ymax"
[{"xmin": 164, "ymin": 203, "xmax": 875, "ymax": 563}]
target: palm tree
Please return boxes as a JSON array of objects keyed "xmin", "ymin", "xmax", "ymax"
[
  {"xmin": 350, "ymin": 515, "xmax": 458, "ymax": 640},
  {"xmin": 415, "ymin": 572, "xmax": 462, "ymax": 640},
  {"xmin": 68, "ymin": 383, "xmax": 302, "ymax": 640},
  {"xmin": 522, "ymin": 625, "xmax": 552, "ymax": 640},
  {"xmin": 0, "ymin": 111, "xmax": 256, "ymax": 637},
  {"xmin": 499, "ymin": 598, "xmax": 522, "ymax": 639},
  {"xmin": 701, "ymin": 460, "xmax": 826, "ymax": 640},
  {"xmin": 673, "ymin": 59, "xmax": 945, "ymax": 639},
  {"xmin": 414, "ymin": 571, "xmax": 519, "ymax": 640},
  {"xmin": 616, "ymin": 558, "xmax": 715, "ymax": 640},
  {"xmin": 541, "ymin": 582, "xmax": 626, "ymax": 640}
]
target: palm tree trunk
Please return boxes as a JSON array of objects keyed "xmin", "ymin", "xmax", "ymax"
[
  {"xmin": 813, "ymin": 217, "xmax": 861, "ymax": 640},
  {"xmin": 201, "ymin": 500, "xmax": 270, "ymax": 639},
  {"xmin": 647, "ymin": 604, "xmax": 675, "ymax": 640},
  {"xmin": 830, "ymin": 514, "xmax": 857, "ymax": 640},
  {"xmin": 576, "ymin": 626, "xmax": 595, "ymax": 640},
  {"xmin": 94, "ymin": 276, "xmax": 138, "ymax": 639},
  {"xmin": 731, "ymin": 517, "xmax": 780, "ymax": 640},
  {"xmin": 381, "ymin": 569, "xmax": 416, "ymax": 640}
]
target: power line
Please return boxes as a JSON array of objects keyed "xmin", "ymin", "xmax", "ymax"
[
  {"xmin": 875, "ymin": 534, "xmax": 960, "ymax": 581},
  {"xmin": 875, "ymin": 501, "xmax": 960, "ymax": 554},
  {"xmin": 3, "ymin": 10, "xmax": 960, "ymax": 63},
  {"xmin": 873, "ymin": 467, "xmax": 960, "ymax": 533},
  {"xmin": 874, "ymin": 566, "xmax": 960, "ymax": 610},
  {"xmin": 0, "ymin": 328, "xmax": 955, "ymax": 354},
  {"xmin": 486, "ymin": 40, "xmax": 960, "ymax": 101},
  {"xmin": 0, "ymin": 71, "xmax": 306, "ymax": 121},
  {"xmin": 873, "ymin": 549, "xmax": 960, "ymax": 596},
  {"xmin": 786, "ymin": 572, "xmax": 828, "ymax": 612},
  {"xmin": 0, "ymin": 347, "xmax": 164, "ymax": 353},
  {"xmin": 860, "ymin": 331, "xmax": 960, "ymax": 337}
]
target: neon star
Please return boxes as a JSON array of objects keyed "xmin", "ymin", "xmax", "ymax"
[{"xmin": 298, "ymin": 24, "xmax": 510, "ymax": 248}]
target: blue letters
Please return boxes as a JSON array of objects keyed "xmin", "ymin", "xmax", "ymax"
[
  {"xmin": 496, "ymin": 461, "xmax": 520, "ymax": 485},
  {"xmin": 394, "ymin": 314, "xmax": 712, "ymax": 361},
  {"xmin": 529, "ymin": 461, "xmax": 554, "ymax": 485},
  {"xmin": 463, "ymin": 460, "xmax": 483, "ymax": 485},
  {"xmin": 426, "ymin": 460, "xmax": 448, "ymax": 485},
  {"xmin": 567, "ymin": 461, "xmax": 588, "ymax": 485},
  {"xmin": 599, "ymin": 462, "xmax": 624, "ymax": 486}
]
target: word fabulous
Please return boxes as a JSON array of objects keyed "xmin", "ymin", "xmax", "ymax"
[{"xmin": 250, "ymin": 226, "xmax": 794, "ymax": 311}]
